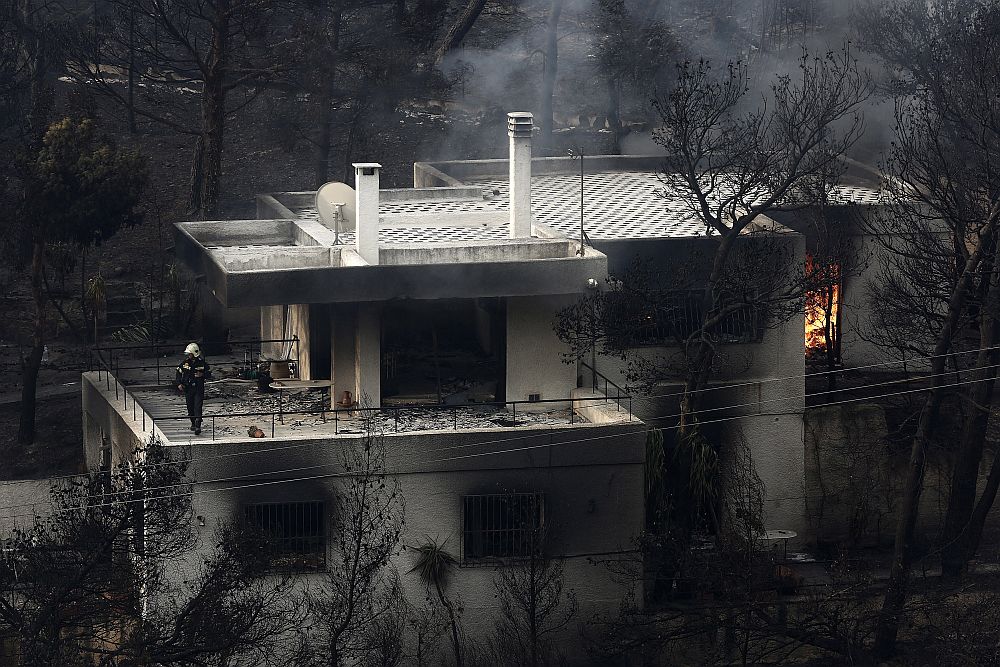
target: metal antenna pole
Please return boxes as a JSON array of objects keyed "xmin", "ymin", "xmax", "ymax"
[
  {"xmin": 569, "ymin": 147, "xmax": 586, "ymax": 256},
  {"xmin": 333, "ymin": 202, "xmax": 344, "ymax": 245},
  {"xmin": 579, "ymin": 148, "xmax": 585, "ymax": 257}
]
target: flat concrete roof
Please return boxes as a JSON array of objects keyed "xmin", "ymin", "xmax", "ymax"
[
  {"xmin": 174, "ymin": 153, "xmax": 880, "ymax": 307},
  {"xmin": 281, "ymin": 163, "xmax": 883, "ymax": 242}
]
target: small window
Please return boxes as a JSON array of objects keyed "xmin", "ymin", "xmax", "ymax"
[
  {"xmin": 462, "ymin": 493, "xmax": 543, "ymax": 563},
  {"xmin": 244, "ymin": 501, "xmax": 326, "ymax": 572}
]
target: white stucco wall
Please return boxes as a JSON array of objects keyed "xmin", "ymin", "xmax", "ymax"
[
  {"xmin": 506, "ymin": 295, "xmax": 578, "ymax": 406},
  {"xmin": 80, "ymin": 370, "xmax": 646, "ymax": 660}
]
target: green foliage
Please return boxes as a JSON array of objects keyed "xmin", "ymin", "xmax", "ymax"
[{"xmin": 20, "ymin": 117, "xmax": 146, "ymax": 250}]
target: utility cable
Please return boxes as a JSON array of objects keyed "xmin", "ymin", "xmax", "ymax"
[
  {"xmin": 39, "ymin": 340, "xmax": 1000, "ymax": 488},
  {"xmin": 0, "ymin": 369, "xmax": 996, "ymax": 521}
]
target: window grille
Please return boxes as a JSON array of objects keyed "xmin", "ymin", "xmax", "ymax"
[
  {"xmin": 462, "ymin": 493, "xmax": 543, "ymax": 563},
  {"xmin": 606, "ymin": 289, "xmax": 761, "ymax": 345},
  {"xmin": 244, "ymin": 501, "xmax": 326, "ymax": 572}
]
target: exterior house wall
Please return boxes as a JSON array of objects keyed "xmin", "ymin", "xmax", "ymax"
[
  {"xmin": 506, "ymin": 295, "xmax": 578, "ymax": 405},
  {"xmin": 181, "ymin": 422, "xmax": 644, "ymax": 662},
  {"xmin": 80, "ymin": 371, "xmax": 645, "ymax": 662},
  {"xmin": 586, "ymin": 231, "xmax": 809, "ymax": 537}
]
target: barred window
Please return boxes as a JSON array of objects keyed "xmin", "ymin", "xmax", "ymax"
[
  {"xmin": 244, "ymin": 501, "xmax": 326, "ymax": 572},
  {"xmin": 605, "ymin": 288, "xmax": 760, "ymax": 345},
  {"xmin": 462, "ymin": 493, "xmax": 543, "ymax": 563}
]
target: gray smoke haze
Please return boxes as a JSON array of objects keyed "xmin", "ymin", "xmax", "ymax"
[{"xmin": 423, "ymin": 0, "xmax": 900, "ymax": 164}]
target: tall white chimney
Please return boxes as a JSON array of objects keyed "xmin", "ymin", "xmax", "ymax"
[
  {"xmin": 507, "ymin": 112, "xmax": 533, "ymax": 239},
  {"xmin": 353, "ymin": 162, "xmax": 381, "ymax": 265}
]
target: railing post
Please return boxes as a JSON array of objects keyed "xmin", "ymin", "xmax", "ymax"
[
  {"xmin": 272, "ymin": 412, "xmax": 275, "ymax": 438},
  {"xmin": 213, "ymin": 416, "xmax": 216, "ymax": 441},
  {"xmin": 453, "ymin": 405, "xmax": 457, "ymax": 430},
  {"xmin": 157, "ymin": 355, "xmax": 161, "ymax": 385},
  {"xmin": 512, "ymin": 402, "xmax": 516, "ymax": 427},
  {"xmin": 395, "ymin": 408, "xmax": 399, "ymax": 433},
  {"xmin": 278, "ymin": 391, "xmax": 283, "ymax": 424},
  {"xmin": 335, "ymin": 410, "xmax": 339, "ymax": 435}
]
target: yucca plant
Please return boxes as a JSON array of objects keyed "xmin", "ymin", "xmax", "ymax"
[{"xmin": 410, "ymin": 538, "xmax": 463, "ymax": 667}]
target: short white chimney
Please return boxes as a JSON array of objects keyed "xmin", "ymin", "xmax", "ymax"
[
  {"xmin": 507, "ymin": 112, "xmax": 533, "ymax": 239},
  {"xmin": 353, "ymin": 162, "xmax": 381, "ymax": 265}
]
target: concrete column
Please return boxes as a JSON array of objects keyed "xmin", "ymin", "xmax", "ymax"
[
  {"xmin": 331, "ymin": 304, "xmax": 358, "ymax": 408},
  {"xmin": 508, "ymin": 112, "xmax": 534, "ymax": 239},
  {"xmin": 353, "ymin": 163, "xmax": 381, "ymax": 265},
  {"xmin": 355, "ymin": 302, "xmax": 381, "ymax": 408},
  {"xmin": 505, "ymin": 295, "xmax": 576, "ymax": 409},
  {"xmin": 287, "ymin": 304, "xmax": 310, "ymax": 380},
  {"xmin": 260, "ymin": 305, "xmax": 285, "ymax": 360}
]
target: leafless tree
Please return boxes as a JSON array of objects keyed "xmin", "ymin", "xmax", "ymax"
[
  {"xmin": 294, "ymin": 406, "xmax": 406, "ymax": 667},
  {"xmin": 487, "ymin": 529, "xmax": 577, "ymax": 667},
  {"xmin": 432, "ymin": 0, "xmax": 489, "ymax": 65},
  {"xmin": 0, "ymin": 436, "xmax": 300, "ymax": 665},
  {"xmin": 854, "ymin": 0, "xmax": 1000, "ymax": 655},
  {"xmin": 557, "ymin": 47, "xmax": 868, "ymax": 534},
  {"xmin": 70, "ymin": 0, "xmax": 302, "ymax": 216}
]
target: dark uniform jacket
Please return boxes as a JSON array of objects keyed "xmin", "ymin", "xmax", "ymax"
[{"xmin": 176, "ymin": 356, "xmax": 210, "ymax": 391}]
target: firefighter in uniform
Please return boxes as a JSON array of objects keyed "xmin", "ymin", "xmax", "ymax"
[{"xmin": 176, "ymin": 342, "xmax": 209, "ymax": 435}]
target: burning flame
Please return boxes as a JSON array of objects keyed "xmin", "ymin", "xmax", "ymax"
[{"xmin": 805, "ymin": 256, "xmax": 840, "ymax": 352}]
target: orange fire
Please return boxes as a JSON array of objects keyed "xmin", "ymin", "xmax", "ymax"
[{"xmin": 805, "ymin": 256, "xmax": 840, "ymax": 351}]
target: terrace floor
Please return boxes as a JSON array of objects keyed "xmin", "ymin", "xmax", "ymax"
[{"xmin": 97, "ymin": 351, "xmax": 629, "ymax": 445}]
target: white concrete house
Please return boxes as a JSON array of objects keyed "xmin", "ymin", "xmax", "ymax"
[
  {"xmin": 82, "ymin": 113, "xmax": 648, "ymax": 658},
  {"xmin": 80, "ymin": 111, "xmax": 889, "ymax": 657}
]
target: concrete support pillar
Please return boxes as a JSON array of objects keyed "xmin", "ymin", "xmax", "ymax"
[
  {"xmin": 260, "ymin": 305, "xmax": 285, "ymax": 360},
  {"xmin": 353, "ymin": 163, "xmax": 381, "ymax": 265},
  {"xmin": 506, "ymin": 295, "xmax": 576, "ymax": 409},
  {"xmin": 508, "ymin": 112, "xmax": 534, "ymax": 239},
  {"xmin": 355, "ymin": 302, "xmax": 382, "ymax": 408},
  {"xmin": 331, "ymin": 304, "xmax": 358, "ymax": 408},
  {"xmin": 287, "ymin": 304, "xmax": 310, "ymax": 380}
]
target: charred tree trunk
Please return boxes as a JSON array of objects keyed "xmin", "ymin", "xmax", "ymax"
[
  {"xmin": 127, "ymin": 1, "xmax": 136, "ymax": 134},
  {"xmin": 607, "ymin": 77, "xmax": 622, "ymax": 154},
  {"xmin": 432, "ymin": 0, "xmax": 489, "ymax": 65},
  {"xmin": 19, "ymin": 242, "xmax": 46, "ymax": 447},
  {"xmin": 941, "ymin": 243, "xmax": 1000, "ymax": 577},
  {"xmin": 874, "ymin": 231, "xmax": 993, "ymax": 657},
  {"xmin": 188, "ymin": 133, "xmax": 206, "ymax": 216},
  {"xmin": 964, "ymin": 446, "xmax": 1000, "ymax": 563},
  {"xmin": 190, "ymin": 0, "xmax": 229, "ymax": 218},
  {"xmin": 679, "ymin": 231, "xmax": 740, "ymax": 429},
  {"xmin": 312, "ymin": 6, "xmax": 342, "ymax": 188},
  {"xmin": 17, "ymin": 8, "xmax": 52, "ymax": 449},
  {"xmin": 435, "ymin": 579, "xmax": 463, "ymax": 667},
  {"xmin": 538, "ymin": 0, "xmax": 563, "ymax": 152}
]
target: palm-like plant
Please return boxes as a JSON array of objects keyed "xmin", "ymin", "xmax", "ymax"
[{"xmin": 410, "ymin": 538, "xmax": 463, "ymax": 667}]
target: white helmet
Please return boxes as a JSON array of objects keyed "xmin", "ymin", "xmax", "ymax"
[{"xmin": 184, "ymin": 342, "xmax": 201, "ymax": 356}]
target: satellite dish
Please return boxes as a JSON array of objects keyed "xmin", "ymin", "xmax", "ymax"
[{"xmin": 316, "ymin": 182, "xmax": 356, "ymax": 238}]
